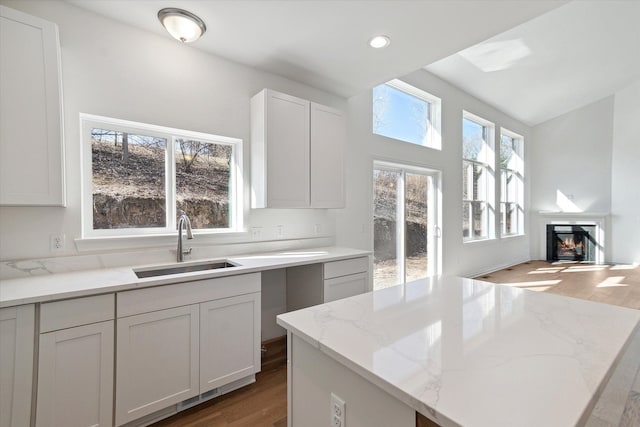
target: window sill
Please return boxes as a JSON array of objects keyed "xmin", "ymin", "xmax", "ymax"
[
  {"xmin": 463, "ymin": 237, "xmax": 497, "ymax": 245},
  {"xmin": 500, "ymin": 233, "xmax": 526, "ymax": 239},
  {"xmin": 75, "ymin": 230, "xmax": 249, "ymax": 253}
]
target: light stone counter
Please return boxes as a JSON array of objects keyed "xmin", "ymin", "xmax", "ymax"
[
  {"xmin": 0, "ymin": 246, "xmax": 369, "ymax": 308},
  {"xmin": 277, "ymin": 276, "xmax": 640, "ymax": 427}
]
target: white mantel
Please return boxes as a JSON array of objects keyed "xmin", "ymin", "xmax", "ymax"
[{"xmin": 537, "ymin": 211, "xmax": 609, "ymax": 263}]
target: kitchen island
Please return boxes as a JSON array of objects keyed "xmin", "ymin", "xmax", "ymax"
[{"xmin": 277, "ymin": 276, "xmax": 640, "ymax": 427}]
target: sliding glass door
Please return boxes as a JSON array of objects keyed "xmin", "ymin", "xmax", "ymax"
[{"xmin": 373, "ymin": 162, "xmax": 440, "ymax": 290}]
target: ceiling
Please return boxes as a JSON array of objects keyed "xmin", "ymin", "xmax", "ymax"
[
  {"xmin": 65, "ymin": 0, "xmax": 637, "ymax": 126},
  {"xmin": 66, "ymin": 0, "xmax": 565, "ymax": 98},
  {"xmin": 426, "ymin": 0, "xmax": 640, "ymax": 125}
]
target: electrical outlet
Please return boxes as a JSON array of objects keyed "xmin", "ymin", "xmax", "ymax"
[
  {"xmin": 276, "ymin": 225, "xmax": 284, "ymax": 239},
  {"xmin": 251, "ymin": 227, "xmax": 262, "ymax": 240},
  {"xmin": 50, "ymin": 234, "xmax": 65, "ymax": 253},
  {"xmin": 331, "ymin": 393, "xmax": 345, "ymax": 427},
  {"xmin": 314, "ymin": 223, "xmax": 320, "ymax": 235}
]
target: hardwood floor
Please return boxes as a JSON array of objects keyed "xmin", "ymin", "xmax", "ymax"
[
  {"xmin": 152, "ymin": 261, "xmax": 640, "ymax": 427},
  {"xmin": 152, "ymin": 337, "xmax": 287, "ymax": 427},
  {"xmin": 475, "ymin": 260, "xmax": 640, "ymax": 309}
]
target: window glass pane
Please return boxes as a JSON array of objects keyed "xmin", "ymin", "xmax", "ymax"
[
  {"xmin": 463, "ymin": 201, "xmax": 471, "ymax": 238},
  {"xmin": 463, "ymin": 161, "xmax": 473, "ymax": 200},
  {"xmin": 373, "ymin": 169, "xmax": 402, "ymax": 289},
  {"xmin": 91, "ymin": 128, "xmax": 167, "ymax": 229},
  {"xmin": 405, "ymin": 173, "xmax": 429, "ymax": 283},
  {"xmin": 500, "ymin": 135, "xmax": 514, "ymax": 169},
  {"xmin": 175, "ymin": 139, "xmax": 232, "ymax": 229},
  {"xmin": 472, "ymin": 201, "xmax": 487, "ymax": 238},
  {"xmin": 373, "ymin": 84, "xmax": 430, "ymax": 146},
  {"xmin": 463, "ymin": 118, "xmax": 485, "ymax": 162}
]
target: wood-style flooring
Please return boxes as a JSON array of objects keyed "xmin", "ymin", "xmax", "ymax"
[
  {"xmin": 152, "ymin": 260, "xmax": 640, "ymax": 427},
  {"xmin": 474, "ymin": 260, "xmax": 640, "ymax": 309}
]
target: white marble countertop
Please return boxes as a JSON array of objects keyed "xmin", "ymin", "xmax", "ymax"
[
  {"xmin": 0, "ymin": 246, "xmax": 369, "ymax": 308},
  {"xmin": 277, "ymin": 276, "xmax": 640, "ymax": 427}
]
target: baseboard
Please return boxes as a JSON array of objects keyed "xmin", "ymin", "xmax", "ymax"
[{"xmin": 466, "ymin": 257, "xmax": 532, "ymax": 280}]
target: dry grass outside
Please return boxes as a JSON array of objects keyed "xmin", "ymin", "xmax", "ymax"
[{"xmin": 374, "ymin": 256, "xmax": 429, "ymax": 290}]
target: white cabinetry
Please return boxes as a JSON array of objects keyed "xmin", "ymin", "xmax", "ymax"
[
  {"xmin": 200, "ymin": 293, "xmax": 261, "ymax": 393},
  {"xmin": 251, "ymin": 89, "xmax": 345, "ymax": 209},
  {"xmin": 116, "ymin": 305, "xmax": 199, "ymax": 426},
  {"xmin": 0, "ymin": 305, "xmax": 35, "ymax": 427},
  {"xmin": 36, "ymin": 295, "xmax": 114, "ymax": 427},
  {"xmin": 286, "ymin": 256, "xmax": 369, "ymax": 311},
  {"xmin": 0, "ymin": 6, "xmax": 65, "ymax": 206},
  {"xmin": 115, "ymin": 273, "xmax": 261, "ymax": 426}
]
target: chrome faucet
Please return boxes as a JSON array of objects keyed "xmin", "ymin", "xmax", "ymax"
[{"xmin": 177, "ymin": 211, "xmax": 193, "ymax": 262}]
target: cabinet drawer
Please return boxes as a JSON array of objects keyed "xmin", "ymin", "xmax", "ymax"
[
  {"xmin": 41, "ymin": 294, "xmax": 114, "ymax": 333},
  {"xmin": 323, "ymin": 256, "xmax": 368, "ymax": 279},
  {"xmin": 118, "ymin": 273, "xmax": 260, "ymax": 318},
  {"xmin": 324, "ymin": 272, "xmax": 368, "ymax": 303}
]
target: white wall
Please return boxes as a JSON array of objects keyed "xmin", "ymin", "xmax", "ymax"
[
  {"xmin": 611, "ymin": 80, "xmax": 640, "ymax": 264},
  {"xmin": 530, "ymin": 97, "xmax": 614, "ymax": 215},
  {"xmin": 0, "ymin": 0, "xmax": 344, "ymax": 261},
  {"xmin": 336, "ymin": 69, "xmax": 533, "ymax": 277}
]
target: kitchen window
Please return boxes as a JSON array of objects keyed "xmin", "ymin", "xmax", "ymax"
[
  {"xmin": 80, "ymin": 114, "xmax": 243, "ymax": 237},
  {"xmin": 500, "ymin": 129, "xmax": 524, "ymax": 236},
  {"xmin": 462, "ymin": 112, "xmax": 495, "ymax": 241},
  {"xmin": 372, "ymin": 79, "xmax": 441, "ymax": 150}
]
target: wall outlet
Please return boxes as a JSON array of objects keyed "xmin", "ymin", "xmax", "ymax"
[
  {"xmin": 50, "ymin": 234, "xmax": 65, "ymax": 253},
  {"xmin": 314, "ymin": 223, "xmax": 321, "ymax": 235},
  {"xmin": 331, "ymin": 393, "xmax": 345, "ymax": 427},
  {"xmin": 251, "ymin": 227, "xmax": 262, "ymax": 240},
  {"xmin": 276, "ymin": 225, "xmax": 284, "ymax": 239}
]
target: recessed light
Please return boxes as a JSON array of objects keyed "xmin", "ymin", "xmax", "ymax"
[{"xmin": 369, "ymin": 35, "xmax": 390, "ymax": 49}]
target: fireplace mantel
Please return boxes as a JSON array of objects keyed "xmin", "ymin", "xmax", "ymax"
[{"xmin": 537, "ymin": 212, "xmax": 609, "ymax": 264}]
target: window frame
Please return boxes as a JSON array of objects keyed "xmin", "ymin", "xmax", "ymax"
[
  {"xmin": 80, "ymin": 113, "xmax": 243, "ymax": 238},
  {"xmin": 462, "ymin": 111, "xmax": 495, "ymax": 242},
  {"xmin": 499, "ymin": 128, "xmax": 525, "ymax": 237},
  {"xmin": 372, "ymin": 79, "xmax": 442, "ymax": 150}
]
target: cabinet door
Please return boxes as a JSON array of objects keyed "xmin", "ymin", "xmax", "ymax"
[
  {"xmin": 324, "ymin": 272, "xmax": 368, "ymax": 303},
  {"xmin": 0, "ymin": 6, "xmax": 64, "ymax": 206},
  {"xmin": 310, "ymin": 102, "xmax": 345, "ymax": 208},
  {"xmin": 36, "ymin": 321, "xmax": 114, "ymax": 427},
  {"xmin": 0, "ymin": 305, "xmax": 34, "ymax": 427},
  {"xmin": 200, "ymin": 293, "xmax": 261, "ymax": 393},
  {"xmin": 116, "ymin": 305, "xmax": 199, "ymax": 426},
  {"xmin": 265, "ymin": 90, "xmax": 310, "ymax": 208}
]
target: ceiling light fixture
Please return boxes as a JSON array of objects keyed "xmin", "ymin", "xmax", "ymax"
[
  {"xmin": 158, "ymin": 8, "xmax": 206, "ymax": 43},
  {"xmin": 369, "ymin": 35, "xmax": 390, "ymax": 49}
]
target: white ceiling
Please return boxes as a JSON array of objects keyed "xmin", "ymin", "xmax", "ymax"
[
  {"xmin": 426, "ymin": 1, "xmax": 640, "ymax": 125},
  {"xmin": 65, "ymin": 0, "xmax": 565, "ymax": 98}
]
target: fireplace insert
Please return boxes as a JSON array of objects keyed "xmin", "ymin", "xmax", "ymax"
[{"xmin": 546, "ymin": 224, "xmax": 596, "ymax": 262}]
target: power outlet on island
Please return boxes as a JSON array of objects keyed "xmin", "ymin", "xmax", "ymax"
[{"xmin": 331, "ymin": 393, "xmax": 345, "ymax": 427}]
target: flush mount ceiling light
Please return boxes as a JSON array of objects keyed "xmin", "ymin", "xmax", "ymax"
[
  {"xmin": 158, "ymin": 8, "xmax": 206, "ymax": 43},
  {"xmin": 369, "ymin": 35, "xmax": 390, "ymax": 49}
]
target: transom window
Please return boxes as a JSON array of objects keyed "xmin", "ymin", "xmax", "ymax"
[
  {"xmin": 500, "ymin": 129, "xmax": 524, "ymax": 236},
  {"xmin": 81, "ymin": 114, "xmax": 242, "ymax": 237},
  {"xmin": 372, "ymin": 79, "xmax": 441, "ymax": 150},
  {"xmin": 462, "ymin": 112, "xmax": 495, "ymax": 241}
]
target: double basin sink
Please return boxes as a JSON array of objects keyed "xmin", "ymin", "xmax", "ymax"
[{"xmin": 134, "ymin": 260, "xmax": 238, "ymax": 279}]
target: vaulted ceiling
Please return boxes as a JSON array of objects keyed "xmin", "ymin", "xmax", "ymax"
[{"xmin": 66, "ymin": 0, "xmax": 638, "ymax": 125}]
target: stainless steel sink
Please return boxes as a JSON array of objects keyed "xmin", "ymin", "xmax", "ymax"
[{"xmin": 134, "ymin": 260, "xmax": 238, "ymax": 279}]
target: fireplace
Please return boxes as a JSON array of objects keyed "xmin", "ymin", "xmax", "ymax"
[{"xmin": 546, "ymin": 224, "xmax": 596, "ymax": 262}]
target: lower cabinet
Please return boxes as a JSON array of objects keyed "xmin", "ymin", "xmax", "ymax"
[
  {"xmin": 36, "ymin": 294, "xmax": 115, "ymax": 427},
  {"xmin": 0, "ymin": 305, "xmax": 35, "ymax": 427},
  {"xmin": 115, "ymin": 273, "xmax": 261, "ymax": 426},
  {"xmin": 115, "ymin": 305, "xmax": 200, "ymax": 426},
  {"xmin": 200, "ymin": 293, "xmax": 261, "ymax": 393},
  {"xmin": 36, "ymin": 321, "xmax": 114, "ymax": 427}
]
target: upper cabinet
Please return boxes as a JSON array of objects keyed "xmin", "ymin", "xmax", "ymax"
[
  {"xmin": 0, "ymin": 6, "xmax": 65, "ymax": 206},
  {"xmin": 251, "ymin": 89, "xmax": 345, "ymax": 209}
]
